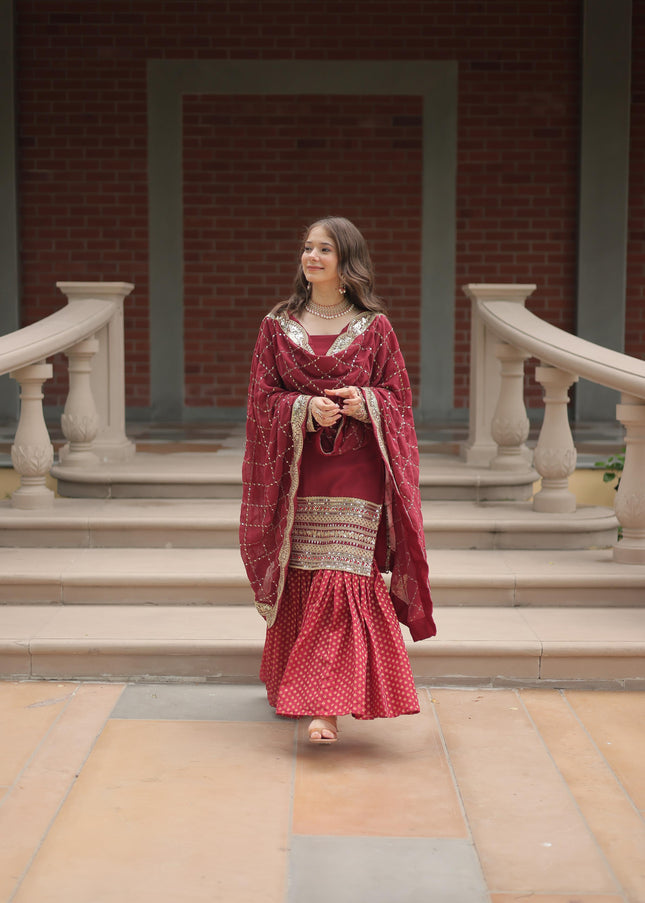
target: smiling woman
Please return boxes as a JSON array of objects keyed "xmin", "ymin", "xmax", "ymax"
[
  {"xmin": 239, "ymin": 216, "xmax": 435, "ymax": 744},
  {"xmin": 302, "ymin": 230, "xmax": 339, "ymax": 281}
]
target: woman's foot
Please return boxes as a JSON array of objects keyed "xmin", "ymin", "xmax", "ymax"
[{"xmin": 308, "ymin": 716, "xmax": 338, "ymax": 744}]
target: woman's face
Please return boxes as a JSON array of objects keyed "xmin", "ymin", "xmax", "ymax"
[{"xmin": 301, "ymin": 226, "xmax": 340, "ymax": 289}]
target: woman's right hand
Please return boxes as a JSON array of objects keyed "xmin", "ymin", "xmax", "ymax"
[{"xmin": 310, "ymin": 396, "xmax": 341, "ymax": 428}]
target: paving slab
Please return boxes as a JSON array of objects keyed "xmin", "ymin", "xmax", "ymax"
[
  {"xmin": 0, "ymin": 684, "xmax": 124, "ymax": 902},
  {"xmin": 111, "ymin": 681, "xmax": 285, "ymax": 722},
  {"xmin": 2, "ymin": 683, "xmax": 642, "ymax": 903},
  {"xmin": 10, "ymin": 719, "xmax": 293, "ymax": 903},
  {"xmin": 288, "ymin": 836, "xmax": 489, "ymax": 903},
  {"xmin": 563, "ymin": 691, "xmax": 645, "ymax": 811},
  {"xmin": 522, "ymin": 690, "xmax": 645, "ymax": 903},
  {"xmin": 433, "ymin": 688, "xmax": 620, "ymax": 895},
  {"xmin": 292, "ymin": 692, "xmax": 465, "ymax": 838}
]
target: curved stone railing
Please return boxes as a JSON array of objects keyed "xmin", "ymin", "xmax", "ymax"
[
  {"xmin": 1, "ymin": 282, "xmax": 134, "ymax": 508},
  {"xmin": 462, "ymin": 284, "xmax": 645, "ymax": 565}
]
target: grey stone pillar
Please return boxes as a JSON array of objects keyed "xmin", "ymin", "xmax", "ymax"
[{"xmin": 576, "ymin": 0, "xmax": 632, "ymax": 420}]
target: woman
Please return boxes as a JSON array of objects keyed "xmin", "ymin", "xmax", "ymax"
[{"xmin": 240, "ymin": 216, "xmax": 435, "ymax": 743}]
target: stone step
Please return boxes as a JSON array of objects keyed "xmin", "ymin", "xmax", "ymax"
[
  {"xmin": 2, "ymin": 602, "xmax": 644, "ymax": 688},
  {"xmin": 0, "ymin": 498, "xmax": 244, "ymax": 549},
  {"xmin": 52, "ymin": 451, "xmax": 538, "ymax": 501},
  {"xmin": 0, "ymin": 498, "xmax": 618, "ymax": 551},
  {"xmin": 0, "ymin": 547, "xmax": 642, "ymax": 607}
]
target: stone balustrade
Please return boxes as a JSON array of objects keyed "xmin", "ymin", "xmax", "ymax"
[
  {"xmin": 2, "ymin": 279, "xmax": 644, "ymax": 570},
  {"xmin": 463, "ymin": 284, "xmax": 645, "ymax": 564},
  {"xmin": 1, "ymin": 282, "xmax": 134, "ymax": 509}
]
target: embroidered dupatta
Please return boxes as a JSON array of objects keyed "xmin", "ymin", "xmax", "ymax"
[{"xmin": 239, "ymin": 310, "xmax": 436, "ymax": 641}]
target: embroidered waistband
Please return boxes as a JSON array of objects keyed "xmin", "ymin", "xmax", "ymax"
[{"xmin": 289, "ymin": 496, "xmax": 382, "ymax": 577}]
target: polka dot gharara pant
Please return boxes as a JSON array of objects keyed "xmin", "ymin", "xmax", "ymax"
[{"xmin": 260, "ymin": 562, "xmax": 420, "ymax": 720}]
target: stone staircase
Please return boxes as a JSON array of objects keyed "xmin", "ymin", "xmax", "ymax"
[{"xmin": 2, "ymin": 443, "xmax": 645, "ymax": 689}]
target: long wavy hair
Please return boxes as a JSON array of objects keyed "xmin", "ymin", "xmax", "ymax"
[{"xmin": 272, "ymin": 216, "xmax": 387, "ymax": 317}]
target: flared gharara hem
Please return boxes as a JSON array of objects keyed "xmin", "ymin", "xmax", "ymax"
[
  {"xmin": 266, "ymin": 701, "xmax": 421, "ymax": 722},
  {"xmin": 260, "ymin": 564, "xmax": 420, "ymax": 721}
]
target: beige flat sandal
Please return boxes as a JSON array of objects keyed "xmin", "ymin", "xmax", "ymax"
[{"xmin": 308, "ymin": 717, "xmax": 338, "ymax": 744}]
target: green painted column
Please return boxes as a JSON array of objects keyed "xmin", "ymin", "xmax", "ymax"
[
  {"xmin": 147, "ymin": 60, "xmax": 457, "ymax": 422},
  {"xmin": 576, "ymin": 0, "xmax": 632, "ymax": 421}
]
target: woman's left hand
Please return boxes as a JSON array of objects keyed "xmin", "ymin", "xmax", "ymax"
[{"xmin": 325, "ymin": 387, "xmax": 369, "ymax": 421}]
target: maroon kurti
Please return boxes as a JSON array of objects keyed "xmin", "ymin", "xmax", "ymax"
[
  {"xmin": 240, "ymin": 312, "xmax": 436, "ymax": 628},
  {"xmin": 240, "ymin": 310, "xmax": 435, "ymax": 638}
]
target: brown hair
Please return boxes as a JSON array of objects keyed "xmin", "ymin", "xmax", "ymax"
[{"xmin": 272, "ymin": 216, "xmax": 387, "ymax": 317}]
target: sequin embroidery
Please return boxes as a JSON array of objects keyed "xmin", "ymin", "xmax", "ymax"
[
  {"xmin": 271, "ymin": 311, "xmax": 376, "ymax": 356},
  {"xmin": 289, "ymin": 496, "xmax": 382, "ymax": 577}
]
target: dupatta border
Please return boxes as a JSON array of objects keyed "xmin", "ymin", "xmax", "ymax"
[
  {"xmin": 328, "ymin": 312, "xmax": 377, "ymax": 354},
  {"xmin": 363, "ymin": 387, "xmax": 396, "ymax": 570},
  {"xmin": 270, "ymin": 312, "xmax": 314, "ymax": 355},
  {"xmin": 270, "ymin": 311, "xmax": 377, "ymax": 356},
  {"xmin": 363, "ymin": 387, "xmax": 394, "ymax": 484},
  {"xmin": 257, "ymin": 391, "xmax": 309, "ymax": 626}
]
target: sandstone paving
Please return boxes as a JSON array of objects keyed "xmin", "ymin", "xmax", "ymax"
[
  {"xmin": 0, "ymin": 681, "xmax": 79, "ymax": 785},
  {"xmin": 521, "ymin": 690, "xmax": 645, "ymax": 903},
  {"xmin": 431, "ymin": 688, "xmax": 621, "ymax": 895},
  {"xmin": 562, "ymin": 691, "xmax": 645, "ymax": 812},
  {"xmin": 489, "ymin": 896, "xmax": 625, "ymax": 902},
  {"xmin": 1, "ymin": 682, "xmax": 644, "ymax": 902},
  {"xmin": 11, "ymin": 720, "xmax": 293, "ymax": 903},
  {"xmin": 0, "ymin": 683, "xmax": 124, "ymax": 902},
  {"xmin": 292, "ymin": 691, "xmax": 465, "ymax": 838}
]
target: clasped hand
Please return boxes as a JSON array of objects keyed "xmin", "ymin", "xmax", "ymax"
[{"xmin": 311, "ymin": 387, "xmax": 365, "ymax": 427}]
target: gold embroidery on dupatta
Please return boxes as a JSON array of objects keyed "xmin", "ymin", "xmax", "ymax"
[
  {"xmin": 327, "ymin": 312, "xmax": 376, "ymax": 355},
  {"xmin": 363, "ymin": 388, "xmax": 391, "ymax": 476},
  {"xmin": 255, "ymin": 600, "xmax": 275, "ymax": 619},
  {"xmin": 290, "ymin": 496, "xmax": 382, "ymax": 577},
  {"xmin": 270, "ymin": 312, "xmax": 314, "ymax": 355},
  {"xmin": 363, "ymin": 387, "xmax": 396, "ymax": 569},
  {"xmin": 260, "ymin": 392, "xmax": 308, "ymax": 627},
  {"xmin": 271, "ymin": 310, "xmax": 376, "ymax": 356}
]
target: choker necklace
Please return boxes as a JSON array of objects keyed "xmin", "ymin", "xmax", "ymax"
[{"xmin": 304, "ymin": 299, "xmax": 355, "ymax": 320}]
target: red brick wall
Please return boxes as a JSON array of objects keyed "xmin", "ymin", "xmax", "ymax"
[
  {"xmin": 15, "ymin": 0, "xmax": 603, "ymax": 415},
  {"xmin": 455, "ymin": 10, "xmax": 580, "ymax": 409},
  {"xmin": 183, "ymin": 95, "xmax": 422, "ymax": 407},
  {"xmin": 17, "ymin": 5, "xmax": 149, "ymax": 406}
]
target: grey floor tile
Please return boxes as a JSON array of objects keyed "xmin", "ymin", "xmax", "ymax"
[
  {"xmin": 288, "ymin": 836, "xmax": 488, "ymax": 903},
  {"xmin": 110, "ymin": 682, "xmax": 290, "ymax": 722}
]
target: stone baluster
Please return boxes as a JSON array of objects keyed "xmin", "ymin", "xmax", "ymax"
[
  {"xmin": 9, "ymin": 362, "xmax": 55, "ymax": 509},
  {"xmin": 489, "ymin": 341, "xmax": 531, "ymax": 470},
  {"xmin": 56, "ymin": 282, "xmax": 135, "ymax": 462},
  {"xmin": 59, "ymin": 337, "xmax": 100, "ymax": 467},
  {"xmin": 532, "ymin": 363, "xmax": 578, "ymax": 513},
  {"xmin": 461, "ymin": 283, "xmax": 536, "ymax": 466},
  {"xmin": 613, "ymin": 393, "xmax": 645, "ymax": 564}
]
